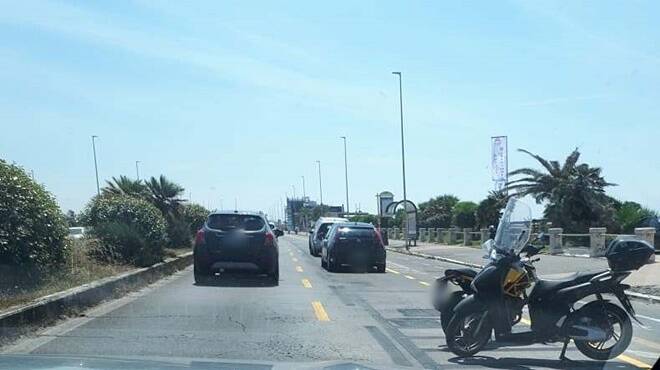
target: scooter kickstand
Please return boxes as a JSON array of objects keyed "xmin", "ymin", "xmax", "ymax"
[{"xmin": 558, "ymin": 338, "xmax": 570, "ymax": 361}]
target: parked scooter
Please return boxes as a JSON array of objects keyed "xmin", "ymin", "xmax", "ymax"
[
  {"xmin": 444, "ymin": 198, "xmax": 654, "ymax": 361},
  {"xmin": 432, "ymin": 225, "xmax": 498, "ymax": 333}
]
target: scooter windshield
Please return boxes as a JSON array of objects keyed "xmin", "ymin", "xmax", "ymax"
[{"xmin": 493, "ymin": 198, "xmax": 532, "ymax": 254}]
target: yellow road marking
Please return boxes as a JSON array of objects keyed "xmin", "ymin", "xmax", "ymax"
[
  {"xmin": 633, "ymin": 337, "xmax": 660, "ymax": 351},
  {"xmin": 419, "ymin": 281, "xmax": 430, "ymax": 287},
  {"xmin": 302, "ymin": 279, "xmax": 312, "ymax": 288},
  {"xmin": 296, "ymin": 266, "xmax": 303, "ymax": 272},
  {"xmin": 616, "ymin": 354, "xmax": 652, "ymax": 369},
  {"xmin": 404, "ymin": 275, "xmax": 415, "ymax": 280},
  {"xmin": 386, "ymin": 268, "xmax": 400, "ymax": 274},
  {"xmin": 311, "ymin": 301, "xmax": 330, "ymax": 321},
  {"xmin": 292, "ymin": 257, "xmax": 298, "ymax": 262}
]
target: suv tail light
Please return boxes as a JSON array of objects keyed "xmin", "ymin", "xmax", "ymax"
[
  {"xmin": 264, "ymin": 232, "xmax": 275, "ymax": 247},
  {"xmin": 195, "ymin": 229, "xmax": 205, "ymax": 245},
  {"xmin": 373, "ymin": 229, "xmax": 384, "ymax": 247}
]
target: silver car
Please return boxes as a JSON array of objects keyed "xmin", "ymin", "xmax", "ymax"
[{"xmin": 308, "ymin": 217, "xmax": 348, "ymax": 257}]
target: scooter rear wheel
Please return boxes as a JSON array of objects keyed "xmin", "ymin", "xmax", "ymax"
[
  {"xmin": 445, "ymin": 311, "xmax": 492, "ymax": 357},
  {"xmin": 574, "ymin": 302, "xmax": 632, "ymax": 360}
]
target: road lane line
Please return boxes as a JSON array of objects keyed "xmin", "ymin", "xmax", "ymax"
[
  {"xmin": 616, "ymin": 354, "xmax": 652, "ymax": 369},
  {"xmin": 638, "ymin": 314, "xmax": 660, "ymax": 324},
  {"xmin": 296, "ymin": 266, "xmax": 303, "ymax": 272},
  {"xmin": 292, "ymin": 257, "xmax": 298, "ymax": 262},
  {"xmin": 302, "ymin": 278, "xmax": 312, "ymax": 288},
  {"xmin": 311, "ymin": 301, "xmax": 330, "ymax": 321},
  {"xmin": 404, "ymin": 275, "xmax": 415, "ymax": 280},
  {"xmin": 386, "ymin": 268, "xmax": 400, "ymax": 274},
  {"xmin": 419, "ymin": 281, "xmax": 430, "ymax": 287},
  {"xmin": 633, "ymin": 336, "xmax": 660, "ymax": 351}
]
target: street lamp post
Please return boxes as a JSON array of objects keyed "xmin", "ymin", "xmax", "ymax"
[
  {"xmin": 392, "ymin": 72, "xmax": 409, "ymax": 248},
  {"xmin": 135, "ymin": 161, "xmax": 141, "ymax": 181},
  {"xmin": 315, "ymin": 160, "xmax": 323, "ymax": 206},
  {"xmin": 301, "ymin": 176, "xmax": 306, "ymax": 198},
  {"xmin": 340, "ymin": 136, "xmax": 349, "ymax": 215},
  {"xmin": 91, "ymin": 135, "xmax": 100, "ymax": 196}
]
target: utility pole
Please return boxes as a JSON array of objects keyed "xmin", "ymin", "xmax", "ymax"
[
  {"xmin": 301, "ymin": 176, "xmax": 306, "ymax": 198},
  {"xmin": 91, "ymin": 135, "xmax": 100, "ymax": 196},
  {"xmin": 135, "ymin": 161, "xmax": 141, "ymax": 181},
  {"xmin": 392, "ymin": 72, "xmax": 409, "ymax": 248},
  {"xmin": 315, "ymin": 160, "xmax": 323, "ymax": 206},
  {"xmin": 341, "ymin": 136, "xmax": 349, "ymax": 215}
]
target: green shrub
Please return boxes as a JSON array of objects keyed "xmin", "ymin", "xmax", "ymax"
[
  {"xmin": 84, "ymin": 194, "xmax": 166, "ymax": 266},
  {"xmin": 166, "ymin": 216, "xmax": 192, "ymax": 248},
  {"xmin": 0, "ymin": 159, "xmax": 69, "ymax": 278},
  {"xmin": 182, "ymin": 203, "xmax": 209, "ymax": 234},
  {"xmin": 452, "ymin": 201, "xmax": 478, "ymax": 229}
]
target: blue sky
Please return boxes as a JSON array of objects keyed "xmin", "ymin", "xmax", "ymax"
[{"xmin": 1, "ymin": 0, "xmax": 659, "ymax": 218}]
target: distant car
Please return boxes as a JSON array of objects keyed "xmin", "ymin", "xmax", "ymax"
[
  {"xmin": 67, "ymin": 227, "xmax": 86, "ymax": 240},
  {"xmin": 193, "ymin": 211, "xmax": 279, "ymax": 284},
  {"xmin": 308, "ymin": 217, "xmax": 349, "ymax": 256},
  {"xmin": 321, "ymin": 222, "xmax": 386, "ymax": 273},
  {"xmin": 268, "ymin": 222, "xmax": 284, "ymax": 238}
]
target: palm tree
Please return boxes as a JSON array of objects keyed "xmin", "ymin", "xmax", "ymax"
[
  {"xmin": 146, "ymin": 175, "xmax": 186, "ymax": 217},
  {"xmin": 506, "ymin": 148, "xmax": 615, "ymax": 231},
  {"xmin": 102, "ymin": 175, "xmax": 147, "ymax": 198}
]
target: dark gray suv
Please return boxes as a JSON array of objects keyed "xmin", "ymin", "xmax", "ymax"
[
  {"xmin": 321, "ymin": 222, "xmax": 386, "ymax": 273},
  {"xmin": 193, "ymin": 211, "xmax": 280, "ymax": 284}
]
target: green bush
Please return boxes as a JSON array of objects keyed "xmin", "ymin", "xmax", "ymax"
[
  {"xmin": 182, "ymin": 203, "xmax": 209, "ymax": 235},
  {"xmin": 84, "ymin": 194, "xmax": 166, "ymax": 266},
  {"xmin": 0, "ymin": 159, "xmax": 69, "ymax": 278},
  {"xmin": 452, "ymin": 201, "xmax": 478, "ymax": 229},
  {"xmin": 166, "ymin": 216, "xmax": 192, "ymax": 248}
]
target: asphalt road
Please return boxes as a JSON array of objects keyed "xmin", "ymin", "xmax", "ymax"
[{"xmin": 2, "ymin": 235, "xmax": 659, "ymax": 369}]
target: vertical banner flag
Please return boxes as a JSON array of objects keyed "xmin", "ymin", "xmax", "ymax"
[{"xmin": 491, "ymin": 136, "xmax": 508, "ymax": 190}]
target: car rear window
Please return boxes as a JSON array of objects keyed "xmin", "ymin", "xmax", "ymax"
[
  {"xmin": 207, "ymin": 214, "xmax": 265, "ymax": 231},
  {"xmin": 337, "ymin": 227, "xmax": 375, "ymax": 238}
]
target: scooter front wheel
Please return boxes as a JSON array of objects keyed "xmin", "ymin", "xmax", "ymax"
[
  {"xmin": 445, "ymin": 311, "xmax": 492, "ymax": 357},
  {"xmin": 574, "ymin": 302, "xmax": 632, "ymax": 360}
]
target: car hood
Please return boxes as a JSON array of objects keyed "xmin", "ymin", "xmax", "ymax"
[{"xmin": 0, "ymin": 354, "xmax": 429, "ymax": 370}]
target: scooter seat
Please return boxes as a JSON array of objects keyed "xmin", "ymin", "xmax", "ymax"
[
  {"xmin": 445, "ymin": 268, "xmax": 477, "ymax": 278},
  {"xmin": 531, "ymin": 270, "xmax": 607, "ymax": 300}
]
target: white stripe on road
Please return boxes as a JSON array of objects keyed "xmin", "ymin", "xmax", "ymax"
[{"xmin": 638, "ymin": 314, "xmax": 660, "ymax": 324}]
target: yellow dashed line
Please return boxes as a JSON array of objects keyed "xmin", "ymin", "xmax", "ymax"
[
  {"xmin": 296, "ymin": 266, "xmax": 303, "ymax": 272},
  {"xmin": 616, "ymin": 354, "xmax": 652, "ymax": 369},
  {"xmin": 302, "ymin": 278, "xmax": 312, "ymax": 288},
  {"xmin": 404, "ymin": 275, "xmax": 415, "ymax": 280},
  {"xmin": 419, "ymin": 281, "xmax": 430, "ymax": 287},
  {"xmin": 311, "ymin": 301, "xmax": 330, "ymax": 321},
  {"xmin": 386, "ymin": 268, "xmax": 400, "ymax": 274}
]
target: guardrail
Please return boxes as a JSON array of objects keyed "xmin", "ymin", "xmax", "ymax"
[{"xmin": 385, "ymin": 226, "xmax": 656, "ymax": 260}]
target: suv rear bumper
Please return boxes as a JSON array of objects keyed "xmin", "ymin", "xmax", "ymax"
[{"xmin": 195, "ymin": 246, "xmax": 277, "ymax": 274}]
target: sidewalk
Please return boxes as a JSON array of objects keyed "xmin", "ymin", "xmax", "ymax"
[{"xmin": 387, "ymin": 239, "xmax": 660, "ymax": 295}]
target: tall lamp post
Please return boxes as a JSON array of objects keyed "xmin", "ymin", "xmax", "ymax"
[
  {"xmin": 392, "ymin": 72, "xmax": 409, "ymax": 248},
  {"xmin": 135, "ymin": 161, "xmax": 141, "ymax": 181},
  {"xmin": 91, "ymin": 135, "xmax": 100, "ymax": 196},
  {"xmin": 301, "ymin": 176, "xmax": 306, "ymax": 198},
  {"xmin": 340, "ymin": 136, "xmax": 349, "ymax": 215},
  {"xmin": 315, "ymin": 160, "xmax": 323, "ymax": 206}
]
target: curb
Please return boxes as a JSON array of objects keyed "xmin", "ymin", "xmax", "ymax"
[
  {"xmin": 0, "ymin": 251, "xmax": 193, "ymax": 343},
  {"xmin": 386, "ymin": 246, "xmax": 660, "ymax": 304}
]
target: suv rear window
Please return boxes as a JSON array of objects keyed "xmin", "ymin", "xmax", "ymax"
[
  {"xmin": 207, "ymin": 214, "xmax": 265, "ymax": 231},
  {"xmin": 337, "ymin": 227, "xmax": 375, "ymax": 238}
]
